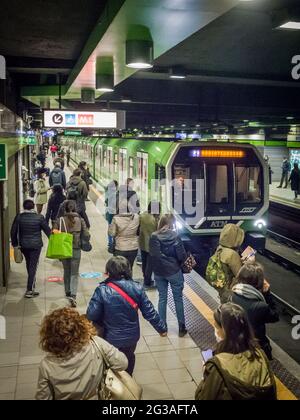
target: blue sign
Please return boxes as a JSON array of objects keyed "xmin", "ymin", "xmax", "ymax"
[
  {"xmin": 80, "ymin": 272, "xmax": 102, "ymax": 279},
  {"xmin": 66, "ymin": 114, "xmax": 76, "ymax": 125}
]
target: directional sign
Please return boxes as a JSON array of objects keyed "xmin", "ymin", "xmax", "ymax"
[
  {"xmin": 43, "ymin": 110, "xmax": 125, "ymax": 129},
  {"xmin": 80, "ymin": 272, "xmax": 102, "ymax": 279},
  {"xmin": 0, "ymin": 144, "xmax": 8, "ymax": 180},
  {"xmin": 52, "ymin": 113, "xmax": 63, "ymax": 125}
]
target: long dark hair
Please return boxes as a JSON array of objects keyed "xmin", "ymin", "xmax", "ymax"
[
  {"xmin": 214, "ymin": 303, "xmax": 259, "ymax": 360},
  {"xmin": 64, "ymin": 200, "xmax": 78, "ymax": 227}
]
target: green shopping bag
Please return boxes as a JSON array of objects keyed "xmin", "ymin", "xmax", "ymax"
[{"xmin": 46, "ymin": 218, "xmax": 73, "ymax": 259}]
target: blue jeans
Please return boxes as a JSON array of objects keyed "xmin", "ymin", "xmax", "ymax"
[
  {"xmin": 106, "ymin": 213, "xmax": 114, "ymax": 247},
  {"xmin": 155, "ymin": 270, "xmax": 185, "ymax": 328}
]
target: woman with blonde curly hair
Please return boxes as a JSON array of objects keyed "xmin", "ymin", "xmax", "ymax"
[{"xmin": 36, "ymin": 307, "xmax": 128, "ymax": 400}]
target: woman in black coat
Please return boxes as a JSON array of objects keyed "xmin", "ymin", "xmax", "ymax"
[
  {"xmin": 289, "ymin": 162, "xmax": 300, "ymax": 200},
  {"xmin": 45, "ymin": 184, "xmax": 66, "ymax": 226}
]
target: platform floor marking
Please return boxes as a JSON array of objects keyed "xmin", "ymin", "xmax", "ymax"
[{"xmin": 183, "ymin": 283, "xmax": 298, "ymax": 401}]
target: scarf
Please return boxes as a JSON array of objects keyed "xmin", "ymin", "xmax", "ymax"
[{"xmin": 232, "ymin": 283, "xmax": 265, "ymax": 303}]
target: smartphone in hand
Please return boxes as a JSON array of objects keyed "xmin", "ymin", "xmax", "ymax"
[{"xmin": 201, "ymin": 349, "xmax": 213, "ymax": 363}]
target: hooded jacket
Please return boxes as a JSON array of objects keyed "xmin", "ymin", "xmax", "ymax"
[
  {"xmin": 231, "ymin": 284, "xmax": 279, "ymax": 359},
  {"xmin": 49, "ymin": 167, "xmax": 66, "ymax": 189},
  {"xmin": 149, "ymin": 229, "xmax": 187, "ymax": 277},
  {"xmin": 217, "ymin": 224, "xmax": 245, "ymax": 280},
  {"xmin": 66, "ymin": 175, "xmax": 88, "ymax": 211},
  {"xmin": 87, "ymin": 278, "xmax": 167, "ymax": 348},
  {"xmin": 108, "ymin": 213, "xmax": 140, "ymax": 251},
  {"xmin": 35, "ymin": 336, "xmax": 128, "ymax": 400},
  {"xmin": 195, "ymin": 350, "xmax": 277, "ymax": 400},
  {"xmin": 45, "ymin": 192, "xmax": 66, "ymax": 223}
]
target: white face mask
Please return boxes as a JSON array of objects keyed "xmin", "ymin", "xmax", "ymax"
[{"xmin": 214, "ymin": 329, "xmax": 223, "ymax": 343}]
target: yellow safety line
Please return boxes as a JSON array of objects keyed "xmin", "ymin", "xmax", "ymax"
[{"xmin": 183, "ymin": 283, "xmax": 298, "ymax": 401}]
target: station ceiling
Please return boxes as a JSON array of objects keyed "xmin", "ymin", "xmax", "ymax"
[{"xmin": 1, "ymin": 0, "xmax": 300, "ymax": 129}]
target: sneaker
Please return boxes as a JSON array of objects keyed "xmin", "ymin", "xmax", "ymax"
[
  {"xmin": 179, "ymin": 325, "xmax": 188, "ymax": 337},
  {"xmin": 69, "ymin": 297, "xmax": 77, "ymax": 308},
  {"xmin": 136, "ymin": 260, "xmax": 142, "ymax": 266},
  {"xmin": 25, "ymin": 291, "xmax": 40, "ymax": 299},
  {"xmin": 66, "ymin": 292, "xmax": 71, "ymax": 298}
]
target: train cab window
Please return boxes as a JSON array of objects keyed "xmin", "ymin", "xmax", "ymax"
[
  {"xmin": 235, "ymin": 166, "xmax": 261, "ymax": 203},
  {"xmin": 207, "ymin": 165, "xmax": 228, "ymax": 204}
]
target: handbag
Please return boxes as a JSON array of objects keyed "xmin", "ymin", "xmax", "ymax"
[
  {"xmin": 92, "ymin": 338, "xmax": 142, "ymax": 401},
  {"xmin": 80, "ymin": 221, "xmax": 92, "ymax": 252},
  {"xmin": 182, "ymin": 253, "xmax": 197, "ymax": 274},
  {"xmin": 14, "ymin": 216, "xmax": 23, "ymax": 264},
  {"xmin": 46, "ymin": 218, "xmax": 73, "ymax": 259}
]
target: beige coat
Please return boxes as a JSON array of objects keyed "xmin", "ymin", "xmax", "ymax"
[
  {"xmin": 109, "ymin": 213, "xmax": 139, "ymax": 251},
  {"xmin": 36, "ymin": 336, "xmax": 128, "ymax": 400},
  {"xmin": 35, "ymin": 179, "xmax": 48, "ymax": 205}
]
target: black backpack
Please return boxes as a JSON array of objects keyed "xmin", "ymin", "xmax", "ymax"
[
  {"xmin": 50, "ymin": 170, "xmax": 63, "ymax": 186},
  {"xmin": 66, "ymin": 183, "xmax": 79, "ymax": 200}
]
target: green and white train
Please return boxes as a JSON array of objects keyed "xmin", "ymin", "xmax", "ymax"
[{"xmin": 61, "ymin": 136, "xmax": 269, "ymax": 274}]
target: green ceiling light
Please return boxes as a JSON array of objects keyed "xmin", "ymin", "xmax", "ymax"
[
  {"xmin": 126, "ymin": 25, "xmax": 153, "ymax": 69},
  {"xmin": 96, "ymin": 57, "xmax": 114, "ymax": 92},
  {"xmin": 81, "ymin": 88, "xmax": 95, "ymax": 104}
]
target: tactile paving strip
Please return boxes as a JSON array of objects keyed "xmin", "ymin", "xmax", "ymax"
[{"xmin": 167, "ymin": 272, "xmax": 300, "ymax": 400}]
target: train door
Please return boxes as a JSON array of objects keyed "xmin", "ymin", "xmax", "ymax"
[
  {"xmin": 137, "ymin": 152, "xmax": 148, "ymax": 209},
  {"xmin": 97, "ymin": 144, "xmax": 103, "ymax": 181},
  {"xmin": 204, "ymin": 163, "xmax": 232, "ymax": 219},
  {"xmin": 119, "ymin": 148, "xmax": 128, "ymax": 185},
  {"xmin": 107, "ymin": 147, "xmax": 113, "ymax": 178}
]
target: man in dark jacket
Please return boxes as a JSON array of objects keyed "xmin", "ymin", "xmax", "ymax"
[
  {"xmin": 87, "ymin": 256, "xmax": 167, "ymax": 375},
  {"xmin": 11, "ymin": 199, "xmax": 51, "ymax": 298},
  {"xmin": 231, "ymin": 262, "xmax": 279, "ymax": 360},
  {"xmin": 66, "ymin": 169, "xmax": 90, "ymax": 228},
  {"xmin": 49, "ymin": 163, "xmax": 66, "ymax": 190},
  {"xmin": 277, "ymin": 157, "xmax": 291, "ymax": 188}
]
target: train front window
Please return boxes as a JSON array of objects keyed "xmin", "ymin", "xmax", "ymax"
[
  {"xmin": 235, "ymin": 166, "xmax": 261, "ymax": 203},
  {"xmin": 207, "ymin": 165, "xmax": 228, "ymax": 204}
]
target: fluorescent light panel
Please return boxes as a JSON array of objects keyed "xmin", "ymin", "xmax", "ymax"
[{"xmin": 280, "ymin": 21, "xmax": 300, "ymax": 29}]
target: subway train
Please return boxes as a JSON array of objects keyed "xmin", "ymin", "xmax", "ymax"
[{"xmin": 61, "ymin": 136, "xmax": 269, "ymax": 274}]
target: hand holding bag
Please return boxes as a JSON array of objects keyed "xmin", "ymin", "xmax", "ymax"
[
  {"xmin": 14, "ymin": 217, "xmax": 23, "ymax": 264},
  {"xmin": 182, "ymin": 253, "xmax": 197, "ymax": 274},
  {"xmin": 46, "ymin": 218, "xmax": 73, "ymax": 259},
  {"xmin": 92, "ymin": 338, "xmax": 142, "ymax": 401}
]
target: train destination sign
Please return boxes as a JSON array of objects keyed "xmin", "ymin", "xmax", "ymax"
[{"xmin": 43, "ymin": 110, "xmax": 125, "ymax": 129}]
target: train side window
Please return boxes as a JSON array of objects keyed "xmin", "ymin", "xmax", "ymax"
[
  {"xmin": 155, "ymin": 164, "xmax": 166, "ymax": 180},
  {"xmin": 114, "ymin": 153, "xmax": 118, "ymax": 173},
  {"xmin": 207, "ymin": 165, "xmax": 228, "ymax": 204},
  {"xmin": 235, "ymin": 166, "xmax": 261, "ymax": 203},
  {"xmin": 129, "ymin": 157, "xmax": 134, "ymax": 178}
]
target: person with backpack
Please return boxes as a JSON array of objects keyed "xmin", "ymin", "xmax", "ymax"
[
  {"xmin": 108, "ymin": 200, "xmax": 140, "ymax": 270},
  {"xmin": 195, "ymin": 303, "xmax": 277, "ymax": 400},
  {"xmin": 78, "ymin": 161, "xmax": 92, "ymax": 192},
  {"xmin": 53, "ymin": 153, "xmax": 65, "ymax": 170},
  {"xmin": 45, "ymin": 184, "xmax": 66, "ymax": 227},
  {"xmin": 87, "ymin": 256, "xmax": 167, "ymax": 375},
  {"xmin": 11, "ymin": 199, "xmax": 51, "ymax": 298},
  {"xmin": 49, "ymin": 162, "xmax": 66, "ymax": 190},
  {"xmin": 149, "ymin": 214, "xmax": 188, "ymax": 337},
  {"xmin": 206, "ymin": 223, "xmax": 245, "ymax": 304},
  {"xmin": 105, "ymin": 180, "xmax": 119, "ymax": 253},
  {"xmin": 53, "ymin": 200, "xmax": 90, "ymax": 307},
  {"xmin": 66, "ymin": 168, "xmax": 90, "ymax": 229},
  {"xmin": 231, "ymin": 262, "xmax": 279, "ymax": 360}
]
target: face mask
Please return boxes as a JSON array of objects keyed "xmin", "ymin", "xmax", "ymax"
[{"xmin": 214, "ymin": 329, "xmax": 223, "ymax": 343}]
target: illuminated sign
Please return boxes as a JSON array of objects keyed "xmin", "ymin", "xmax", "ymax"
[
  {"xmin": 43, "ymin": 110, "xmax": 125, "ymax": 129},
  {"xmin": 190, "ymin": 149, "xmax": 245, "ymax": 158}
]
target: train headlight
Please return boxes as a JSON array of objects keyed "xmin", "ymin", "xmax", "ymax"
[
  {"xmin": 176, "ymin": 221, "xmax": 183, "ymax": 230},
  {"xmin": 254, "ymin": 219, "xmax": 267, "ymax": 229}
]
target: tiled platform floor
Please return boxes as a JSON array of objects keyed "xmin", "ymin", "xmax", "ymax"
[{"xmin": 0, "ymin": 167, "xmax": 203, "ymax": 400}]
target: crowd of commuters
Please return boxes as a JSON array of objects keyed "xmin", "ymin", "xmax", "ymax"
[{"xmin": 10, "ymin": 143, "xmax": 283, "ymax": 400}]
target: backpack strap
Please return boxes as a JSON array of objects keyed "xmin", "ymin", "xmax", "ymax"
[{"xmin": 107, "ymin": 282, "xmax": 138, "ymax": 311}]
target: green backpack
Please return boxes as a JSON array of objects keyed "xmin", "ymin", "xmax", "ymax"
[{"xmin": 206, "ymin": 249, "xmax": 232, "ymax": 291}]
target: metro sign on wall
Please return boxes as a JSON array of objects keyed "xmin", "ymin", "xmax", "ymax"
[{"xmin": 43, "ymin": 110, "xmax": 120, "ymax": 129}]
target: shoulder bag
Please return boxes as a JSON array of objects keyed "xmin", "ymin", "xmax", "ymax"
[
  {"xmin": 182, "ymin": 252, "xmax": 197, "ymax": 274},
  {"xmin": 14, "ymin": 216, "xmax": 23, "ymax": 264},
  {"xmin": 92, "ymin": 338, "xmax": 142, "ymax": 400}
]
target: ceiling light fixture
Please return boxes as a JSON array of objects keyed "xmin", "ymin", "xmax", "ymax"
[
  {"xmin": 126, "ymin": 25, "xmax": 154, "ymax": 69},
  {"xmin": 96, "ymin": 57, "xmax": 114, "ymax": 92},
  {"xmin": 272, "ymin": 8, "xmax": 300, "ymax": 30}
]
